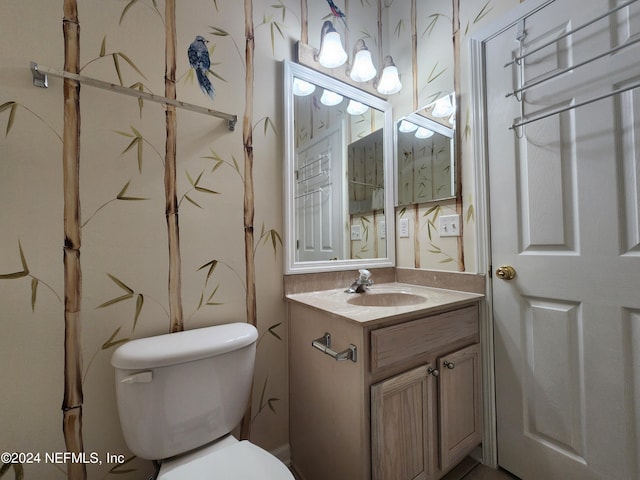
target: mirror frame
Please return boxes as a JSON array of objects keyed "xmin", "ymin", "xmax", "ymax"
[
  {"xmin": 283, "ymin": 60, "xmax": 396, "ymax": 274},
  {"xmin": 394, "ymin": 111, "xmax": 456, "ymax": 206}
]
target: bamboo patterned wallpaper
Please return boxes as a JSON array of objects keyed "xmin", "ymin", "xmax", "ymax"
[{"xmin": 0, "ymin": 1, "xmax": 519, "ymax": 478}]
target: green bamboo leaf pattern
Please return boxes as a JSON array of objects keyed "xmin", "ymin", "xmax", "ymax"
[
  {"xmin": 107, "ymin": 455, "xmax": 137, "ymax": 475},
  {"xmin": 102, "ymin": 326, "xmax": 129, "ymax": 350},
  {"xmin": 0, "ymin": 101, "xmax": 17, "ymax": 136},
  {"xmin": 194, "ymin": 185, "xmax": 220, "ymax": 195},
  {"xmin": 107, "ymin": 273, "xmax": 134, "ymax": 294},
  {"xmin": 0, "ymin": 461, "xmax": 24, "ymax": 479},
  {"xmin": 117, "ymin": 180, "xmax": 149, "ymax": 201},
  {"xmin": 0, "ymin": 241, "xmax": 29, "ymax": 279},
  {"xmin": 133, "ymin": 294, "xmax": 144, "ymax": 332},
  {"xmin": 427, "ymin": 61, "xmax": 446, "ymax": 84},
  {"xmin": 117, "ymin": 52, "xmax": 148, "ymax": 80},
  {"xmin": 198, "ymin": 259, "xmax": 218, "ymax": 286},
  {"xmin": 206, "ymin": 284, "xmax": 222, "ymax": 305},
  {"xmin": 474, "ymin": 1, "xmax": 494, "ymax": 24},
  {"xmin": 183, "ymin": 194, "xmax": 203, "ymax": 209},
  {"xmin": 100, "ymin": 36, "xmax": 106, "ymax": 57},
  {"xmin": 268, "ymin": 322, "xmax": 282, "ymax": 341},
  {"xmin": 30, "ymin": 278, "xmax": 38, "ymax": 312},
  {"xmin": 97, "ymin": 293, "xmax": 134, "ymax": 308},
  {"xmin": 112, "ymin": 52, "xmax": 123, "ymax": 85},
  {"xmin": 119, "ymin": 0, "xmax": 140, "ymax": 25}
]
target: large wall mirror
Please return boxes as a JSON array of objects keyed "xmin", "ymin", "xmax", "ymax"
[
  {"xmin": 395, "ymin": 95, "xmax": 456, "ymax": 206},
  {"xmin": 284, "ymin": 60, "xmax": 395, "ymax": 274}
]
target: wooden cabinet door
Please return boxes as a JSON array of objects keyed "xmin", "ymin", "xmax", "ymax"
[
  {"xmin": 371, "ymin": 364, "xmax": 437, "ymax": 480},
  {"xmin": 438, "ymin": 343, "xmax": 482, "ymax": 471}
]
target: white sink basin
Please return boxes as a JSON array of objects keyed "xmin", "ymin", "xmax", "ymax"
[{"xmin": 346, "ymin": 292, "xmax": 427, "ymax": 307}]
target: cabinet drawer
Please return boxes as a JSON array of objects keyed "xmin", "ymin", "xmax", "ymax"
[{"xmin": 371, "ymin": 305, "xmax": 478, "ymax": 371}]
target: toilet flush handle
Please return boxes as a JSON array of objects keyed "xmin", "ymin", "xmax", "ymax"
[{"xmin": 120, "ymin": 371, "xmax": 153, "ymax": 384}]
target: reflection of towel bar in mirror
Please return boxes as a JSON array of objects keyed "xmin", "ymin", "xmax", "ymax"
[
  {"xmin": 349, "ymin": 180, "xmax": 383, "ymax": 189},
  {"xmin": 295, "ymin": 185, "xmax": 331, "ymax": 199},
  {"xmin": 298, "ymin": 153, "xmax": 330, "ymax": 170},
  {"xmin": 297, "ymin": 170, "xmax": 329, "ymax": 183}
]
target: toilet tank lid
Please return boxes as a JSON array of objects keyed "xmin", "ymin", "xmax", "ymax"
[{"xmin": 111, "ymin": 323, "xmax": 258, "ymax": 370}]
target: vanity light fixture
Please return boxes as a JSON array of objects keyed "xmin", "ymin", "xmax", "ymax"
[
  {"xmin": 398, "ymin": 120, "xmax": 418, "ymax": 133},
  {"xmin": 316, "ymin": 21, "xmax": 348, "ymax": 69},
  {"xmin": 375, "ymin": 56, "xmax": 402, "ymax": 95},
  {"xmin": 348, "ymin": 39, "xmax": 377, "ymax": 83},
  {"xmin": 320, "ymin": 89, "xmax": 344, "ymax": 106},
  {"xmin": 292, "ymin": 77, "xmax": 316, "ymax": 96},
  {"xmin": 431, "ymin": 94, "xmax": 455, "ymax": 118},
  {"xmin": 415, "ymin": 127, "xmax": 435, "ymax": 139},
  {"xmin": 347, "ymin": 99, "xmax": 369, "ymax": 115}
]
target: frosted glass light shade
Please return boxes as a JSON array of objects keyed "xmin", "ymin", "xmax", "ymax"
[
  {"xmin": 432, "ymin": 94, "xmax": 455, "ymax": 117},
  {"xmin": 317, "ymin": 21, "xmax": 348, "ymax": 69},
  {"xmin": 415, "ymin": 127, "xmax": 434, "ymax": 139},
  {"xmin": 292, "ymin": 78, "xmax": 316, "ymax": 96},
  {"xmin": 349, "ymin": 40, "xmax": 376, "ymax": 82},
  {"xmin": 376, "ymin": 56, "xmax": 402, "ymax": 95},
  {"xmin": 320, "ymin": 89, "xmax": 343, "ymax": 106},
  {"xmin": 398, "ymin": 120, "xmax": 418, "ymax": 132},
  {"xmin": 347, "ymin": 100, "xmax": 368, "ymax": 115}
]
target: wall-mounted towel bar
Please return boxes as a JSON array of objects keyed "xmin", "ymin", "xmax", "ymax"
[
  {"xmin": 30, "ymin": 62, "xmax": 238, "ymax": 131},
  {"xmin": 311, "ymin": 332, "xmax": 357, "ymax": 362},
  {"xmin": 510, "ymin": 78, "xmax": 640, "ymax": 130},
  {"xmin": 503, "ymin": 0, "xmax": 639, "ymax": 68}
]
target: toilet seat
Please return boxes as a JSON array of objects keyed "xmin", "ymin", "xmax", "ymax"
[{"xmin": 157, "ymin": 436, "xmax": 294, "ymax": 480}]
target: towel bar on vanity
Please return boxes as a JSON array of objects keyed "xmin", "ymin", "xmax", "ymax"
[{"xmin": 311, "ymin": 333, "xmax": 357, "ymax": 363}]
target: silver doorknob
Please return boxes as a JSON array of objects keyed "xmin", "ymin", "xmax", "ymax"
[
  {"xmin": 495, "ymin": 265, "xmax": 516, "ymax": 280},
  {"xmin": 443, "ymin": 361, "xmax": 455, "ymax": 369}
]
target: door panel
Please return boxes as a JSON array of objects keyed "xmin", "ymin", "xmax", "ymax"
[{"xmin": 484, "ymin": 1, "xmax": 640, "ymax": 478}]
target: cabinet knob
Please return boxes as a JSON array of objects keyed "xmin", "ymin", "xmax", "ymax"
[
  {"xmin": 443, "ymin": 360, "xmax": 455, "ymax": 369},
  {"xmin": 427, "ymin": 367, "xmax": 439, "ymax": 377}
]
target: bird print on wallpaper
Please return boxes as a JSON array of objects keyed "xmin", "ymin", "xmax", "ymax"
[
  {"xmin": 188, "ymin": 35, "xmax": 215, "ymax": 101},
  {"xmin": 324, "ymin": 0, "xmax": 348, "ymax": 30}
]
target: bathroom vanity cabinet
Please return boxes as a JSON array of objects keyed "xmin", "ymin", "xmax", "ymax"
[{"xmin": 287, "ymin": 285, "xmax": 482, "ymax": 480}]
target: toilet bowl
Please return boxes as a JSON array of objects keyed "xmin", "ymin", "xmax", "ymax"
[{"xmin": 110, "ymin": 323, "xmax": 294, "ymax": 480}]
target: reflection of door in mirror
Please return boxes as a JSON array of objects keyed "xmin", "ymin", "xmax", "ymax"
[{"xmin": 295, "ymin": 122, "xmax": 347, "ymax": 262}]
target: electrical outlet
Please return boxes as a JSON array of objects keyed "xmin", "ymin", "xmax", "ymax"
[
  {"xmin": 399, "ymin": 218, "xmax": 409, "ymax": 238},
  {"xmin": 439, "ymin": 214, "xmax": 460, "ymax": 237},
  {"xmin": 379, "ymin": 220, "xmax": 386, "ymax": 239},
  {"xmin": 351, "ymin": 224, "xmax": 362, "ymax": 241}
]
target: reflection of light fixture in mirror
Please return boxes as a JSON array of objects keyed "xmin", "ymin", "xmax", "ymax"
[
  {"xmin": 448, "ymin": 114, "xmax": 455, "ymax": 126},
  {"xmin": 398, "ymin": 120, "xmax": 418, "ymax": 133},
  {"xmin": 347, "ymin": 100, "xmax": 368, "ymax": 115},
  {"xmin": 348, "ymin": 39, "xmax": 377, "ymax": 82},
  {"xmin": 415, "ymin": 127, "xmax": 434, "ymax": 139},
  {"xmin": 376, "ymin": 56, "xmax": 402, "ymax": 95},
  {"xmin": 316, "ymin": 21, "xmax": 348, "ymax": 69},
  {"xmin": 292, "ymin": 78, "xmax": 316, "ymax": 96},
  {"xmin": 432, "ymin": 94, "xmax": 455, "ymax": 117},
  {"xmin": 320, "ymin": 89, "xmax": 343, "ymax": 106}
]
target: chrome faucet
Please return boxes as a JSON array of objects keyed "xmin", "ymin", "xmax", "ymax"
[{"xmin": 345, "ymin": 269, "xmax": 373, "ymax": 293}]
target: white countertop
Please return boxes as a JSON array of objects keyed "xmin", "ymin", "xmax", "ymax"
[{"xmin": 285, "ymin": 282, "xmax": 483, "ymax": 325}]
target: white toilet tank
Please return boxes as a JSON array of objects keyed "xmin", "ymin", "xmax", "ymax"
[{"xmin": 111, "ymin": 323, "xmax": 258, "ymax": 460}]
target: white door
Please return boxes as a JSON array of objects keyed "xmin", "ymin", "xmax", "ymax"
[
  {"xmin": 295, "ymin": 122, "xmax": 346, "ymax": 262},
  {"xmin": 483, "ymin": 1, "xmax": 640, "ymax": 479}
]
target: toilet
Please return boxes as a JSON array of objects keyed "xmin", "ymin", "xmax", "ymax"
[{"xmin": 110, "ymin": 322, "xmax": 294, "ymax": 479}]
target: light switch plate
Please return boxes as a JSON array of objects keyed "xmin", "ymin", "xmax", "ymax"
[
  {"xmin": 439, "ymin": 214, "xmax": 460, "ymax": 237},
  {"xmin": 351, "ymin": 224, "xmax": 362, "ymax": 240},
  {"xmin": 379, "ymin": 220, "xmax": 386, "ymax": 239},
  {"xmin": 399, "ymin": 218, "xmax": 409, "ymax": 238}
]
